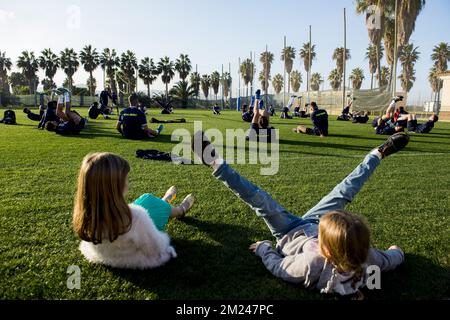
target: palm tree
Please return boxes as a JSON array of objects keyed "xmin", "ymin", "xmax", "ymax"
[
  {"xmin": 299, "ymin": 42, "xmax": 316, "ymax": 91},
  {"xmin": 175, "ymin": 54, "xmax": 192, "ymax": 81},
  {"xmin": 328, "ymin": 69, "xmax": 342, "ymax": 91},
  {"xmin": 332, "ymin": 47, "xmax": 351, "ymax": 82},
  {"xmin": 377, "ymin": 66, "xmax": 390, "ymax": 87},
  {"xmin": 382, "ymin": 0, "xmax": 426, "ymax": 89},
  {"xmin": 383, "ymin": 15, "xmax": 395, "ymax": 88},
  {"xmin": 170, "ymin": 80, "xmax": 195, "ymax": 107},
  {"xmin": 210, "ymin": 71, "xmax": 220, "ymax": 101},
  {"xmin": 60, "ymin": 48, "xmax": 79, "ymax": 92},
  {"xmin": 100, "ymin": 48, "xmax": 120, "ymax": 93},
  {"xmin": 0, "ymin": 51, "xmax": 12, "ymax": 96},
  {"xmin": 349, "ymin": 68, "xmax": 365, "ymax": 90},
  {"xmin": 272, "ymin": 74, "xmax": 284, "ymax": 95},
  {"xmin": 260, "ymin": 51, "xmax": 274, "ymax": 97},
  {"xmin": 138, "ymin": 57, "xmax": 159, "ymax": 97},
  {"xmin": 79, "ymin": 45, "xmax": 100, "ymax": 96},
  {"xmin": 86, "ymin": 77, "xmax": 97, "ymax": 94},
  {"xmin": 38, "ymin": 49, "xmax": 59, "ymax": 92},
  {"xmin": 310, "ymin": 73, "xmax": 323, "ymax": 91},
  {"xmin": 190, "ymin": 72, "xmax": 201, "ymax": 98},
  {"xmin": 431, "ymin": 42, "xmax": 450, "ymax": 72},
  {"xmin": 356, "ymin": 0, "xmax": 388, "ymax": 88},
  {"xmin": 399, "ymin": 69, "xmax": 416, "ymax": 93},
  {"xmin": 17, "ymin": 51, "xmax": 39, "ymax": 94},
  {"xmin": 221, "ymin": 72, "xmax": 232, "ymax": 104},
  {"xmin": 201, "ymin": 74, "xmax": 211, "ymax": 100},
  {"xmin": 366, "ymin": 44, "xmax": 384, "ymax": 89},
  {"xmin": 41, "ymin": 78, "xmax": 55, "ymax": 91},
  {"xmin": 120, "ymin": 50, "xmax": 138, "ymax": 94},
  {"xmin": 239, "ymin": 58, "xmax": 255, "ymax": 99},
  {"xmin": 290, "ymin": 70, "xmax": 302, "ymax": 93},
  {"xmin": 397, "ymin": 0, "xmax": 426, "ymax": 54},
  {"xmin": 428, "ymin": 66, "xmax": 443, "ymax": 102},
  {"xmin": 258, "ymin": 71, "xmax": 270, "ymax": 93},
  {"xmin": 281, "ymin": 46, "xmax": 296, "ymax": 94},
  {"xmin": 157, "ymin": 56, "xmax": 175, "ymax": 99},
  {"xmin": 115, "ymin": 70, "xmax": 127, "ymax": 95},
  {"xmin": 398, "ymin": 43, "xmax": 420, "ymax": 93}
]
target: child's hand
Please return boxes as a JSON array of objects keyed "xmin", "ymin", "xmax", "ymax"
[
  {"xmin": 389, "ymin": 245, "xmax": 403, "ymax": 253},
  {"xmin": 249, "ymin": 242, "xmax": 261, "ymax": 253}
]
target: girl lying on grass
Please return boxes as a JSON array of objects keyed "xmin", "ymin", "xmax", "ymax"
[
  {"xmin": 191, "ymin": 129, "xmax": 409, "ymax": 296},
  {"xmin": 73, "ymin": 152, "xmax": 195, "ymax": 269}
]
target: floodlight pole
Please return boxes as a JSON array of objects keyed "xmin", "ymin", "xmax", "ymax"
[
  {"xmin": 392, "ymin": 0, "xmax": 399, "ymax": 98},
  {"xmin": 308, "ymin": 26, "xmax": 311, "ymax": 104},
  {"xmin": 342, "ymin": 8, "xmax": 347, "ymax": 112},
  {"xmin": 229, "ymin": 62, "xmax": 232, "ymax": 109},
  {"xmin": 283, "ymin": 35, "xmax": 287, "ymax": 107},
  {"xmin": 221, "ymin": 64, "xmax": 224, "ymax": 109},
  {"xmin": 238, "ymin": 57, "xmax": 241, "ymax": 100},
  {"xmin": 265, "ymin": 44, "xmax": 269, "ymax": 109}
]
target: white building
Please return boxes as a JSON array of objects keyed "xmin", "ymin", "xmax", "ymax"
[{"xmin": 438, "ymin": 71, "xmax": 450, "ymax": 120}]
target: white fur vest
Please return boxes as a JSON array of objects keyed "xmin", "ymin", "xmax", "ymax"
[{"xmin": 79, "ymin": 204, "xmax": 176, "ymax": 269}]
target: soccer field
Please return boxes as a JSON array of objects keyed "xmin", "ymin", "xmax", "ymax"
[{"xmin": 0, "ymin": 108, "xmax": 449, "ymax": 300}]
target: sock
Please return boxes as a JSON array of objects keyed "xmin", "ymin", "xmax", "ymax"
[
  {"xmin": 211, "ymin": 158, "xmax": 224, "ymax": 171},
  {"xmin": 370, "ymin": 149, "xmax": 383, "ymax": 160}
]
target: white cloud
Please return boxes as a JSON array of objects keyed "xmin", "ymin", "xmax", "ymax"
[{"xmin": 0, "ymin": 10, "xmax": 15, "ymax": 24}]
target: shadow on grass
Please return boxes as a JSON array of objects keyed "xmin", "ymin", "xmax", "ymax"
[
  {"xmin": 279, "ymin": 138, "xmax": 371, "ymax": 152},
  {"xmin": 101, "ymin": 219, "xmax": 449, "ymax": 300},
  {"xmin": 107, "ymin": 217, "xmax": 324, "ymax": 299},
  {"xmin": 363, "ymin": 253, "xmax": 450, "ymax": 300}
]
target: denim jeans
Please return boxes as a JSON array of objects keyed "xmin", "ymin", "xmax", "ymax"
[{"xmin": 213, "ymin": 154, "xmax": 381, "ymax": 239}]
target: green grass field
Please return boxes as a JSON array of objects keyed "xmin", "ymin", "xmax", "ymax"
[{"xmin": 0, "ymin": 108, "xmax": 449, "ymax": 300}]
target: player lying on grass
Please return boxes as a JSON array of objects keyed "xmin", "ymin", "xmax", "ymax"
[
  {"xmin": 39, "ymin": 88, "xmax": 86, "ymax": 135},
  {"xmin": 246, "ymin": 89, "xmax": 275, "ymax": 142},
  {"xmin": 23, "ymin": 101, "xmax": 59, "ymax": 130},
  {"xmin": 191, "ymin": 130, "xmax": 409, "ymax": 296},
  {"xmin": 352, "ymin": 111, "xmax": 370, "ymax": 124},
  {"xmin": 406, "ymin": 113, "xmax": 439, "ymax": 134},
  {"xmin": 293, "ymin": 102, "xmax": 328, "ymax": 137}
]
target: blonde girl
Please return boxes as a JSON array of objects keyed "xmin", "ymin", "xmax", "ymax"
[
  {"xmin": 192, "ymin": 130, "xmax": 409, "ymax": 296},
  {"xmin": 73, "ymin": 152, "xmax": 194, "ymax": 269}
]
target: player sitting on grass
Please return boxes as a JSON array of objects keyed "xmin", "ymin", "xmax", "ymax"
[
  {"xmin": 191, "ymin": 130, "xmax": 409, "ymax": 296},
  {"xmin": 116, "ymin": 93, "xmax": 164, "ymax": 140},
  {"xmin": 241, "ymin": 104, "xmax": 253, "ymax": 123},
  {"xmin": 213, "ymin": 104, "xmax": 221, "ymax": 115},
  {"xmin": 293, "ymin": 102, "xmax": 328, "ymax": 137}
]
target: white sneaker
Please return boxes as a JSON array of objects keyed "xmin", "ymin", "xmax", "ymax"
[{"xmin": 179, "ymin": 194, "xmax": 195, "ymax": 217}]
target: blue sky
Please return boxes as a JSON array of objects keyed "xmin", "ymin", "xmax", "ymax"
[{"xmin": 1, "ymin": 0, "xmax": 449, "ymax": 104}]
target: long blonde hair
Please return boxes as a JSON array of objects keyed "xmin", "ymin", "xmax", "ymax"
[
  {"xmin": 73, "ymin": 152, "xmax": 132, "ymax": 244},
  {"xmin": 319, "ymin": 210, "xmax": 370, "ymax": 282}
]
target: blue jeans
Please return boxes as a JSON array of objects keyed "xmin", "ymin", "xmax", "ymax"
[{"xmin": 213, "ymin": 154, "xmax": 381, "ymax": 239}]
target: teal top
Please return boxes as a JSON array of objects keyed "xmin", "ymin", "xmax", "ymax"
[{"xmin": 133, "ymin": 193, "xmax": 172, "ymax": 231}]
